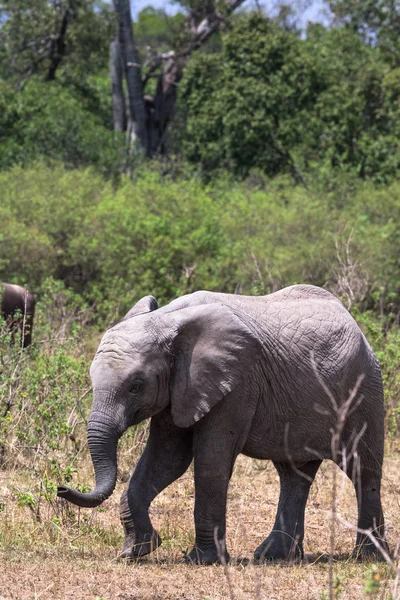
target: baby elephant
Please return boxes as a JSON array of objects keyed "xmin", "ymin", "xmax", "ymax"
[
  {"xmin": 1, "ymin": 282, "xmax": 35, "ymax": 348},
  {"xmin": 58, "ymin": 285, "xmax": 388, "ymax": 564}
]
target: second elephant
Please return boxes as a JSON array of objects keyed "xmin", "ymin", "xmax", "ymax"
[
  {"xmin": 58, "ymin": 285, "xmax": 388, "ymax": 564},
  {"xmin": 0, "ymin": 282, "xmax": 35, "ymax": 348}
]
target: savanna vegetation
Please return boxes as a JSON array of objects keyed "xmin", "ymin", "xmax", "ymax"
[{"xmin": 1, "ymin": 0, "xmax": 400, "ymax": 598}]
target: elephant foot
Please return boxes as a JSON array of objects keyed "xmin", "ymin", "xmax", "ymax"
[
  {"xmin": 352, "ymin": 538, "xmax": 390, "ymax": 562},
  {"xmin": 254, "ymin": 533, "xmax": 303, "ymax": 563},
  {"xmin": 183, "ymin": 545, "xmax": 230, "ymax": 565},
  {"xmin": 120, "ymin": 530, "xmax": 162, "ymax": 559}
]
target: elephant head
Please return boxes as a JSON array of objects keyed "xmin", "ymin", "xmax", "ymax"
[{"xmin": 57, "ymin": 294, "xmax": 262, "ymax": 508}]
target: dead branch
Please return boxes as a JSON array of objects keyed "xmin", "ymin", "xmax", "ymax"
[{"xmin": 143, "ymin": 0, "xmax": 247, "ymax": 80}]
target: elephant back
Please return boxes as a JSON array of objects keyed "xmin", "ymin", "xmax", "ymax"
[{"xmin": 1, "ymin": 282, "xmax": 35, "ymax": 318}]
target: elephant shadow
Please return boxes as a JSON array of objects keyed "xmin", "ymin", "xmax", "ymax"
[
  {"xmin": 234, "ymin": 552, "xmax": 353, "ymax": 566},
  {"xmin": 125, "ymin": 552, "xmax": 355, "ymax": 567}
]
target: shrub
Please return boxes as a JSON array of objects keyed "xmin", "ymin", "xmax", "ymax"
[
  {"xmin": 0, "ymin": 162, "xmax": 399, "ymax": 321},
  {"xmin": 0, "ymin": 80, "xmax": 122, "ymax": 174},
  {"xmin": 0, "ymin": 282, "xmax": 91, "ymax": 470},
  {"xmin": 180, "ymin": 15, "xmax": 400, "ymax": 183}
]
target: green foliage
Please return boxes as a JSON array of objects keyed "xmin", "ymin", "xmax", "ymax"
[
  {"xmin": 0, "ymin": 163, "xmax": 230, "ymax": 319},
  {"xmin": 0, "ymin": 164, "xmax": 107, "ymax": 288},
  {"xmin": 0, "ymin": 0, "xmax": 113, "ymax": 85},
  {"xmin": 328, "ymin": 0, "xmax": 400, "ymax": 63},
  {"xmin": 134, "ymin": 7, "xmax": 185, "ymax": 55},
  {"xmin": 0, "ymin": 0, "xmax": 119, "ymax": 172},
  {"xmin": 353, "ymin": 309, "xmax": 400, "ymax": 436},
  {"xmin": 320, "ymin": 577, "xmax": 342, "ymax": 600},
  {"xmin": 16, "ymin": 491, "xmax": 36, "ymax": 510},
  {"xmin": 0, "ymin": 79, "xmax": 122, "ymax": 172},
  {"xmin": 15, "ymin": 348, "xmax": 86, "ymax": 450},
  {"xmin": 180, "ymin": 13, "xmax": 400, "ymax": 182},
  {"xmin": 0, "ymin": 279, "xmax": 91, "ymax": 469},
  {"xmin": 320, "ymin": 569, "xmax": 386, "ymax": 599},
  {"xmin": 69, "ymin": 170, "xmax": 228, "ymax": 315},
  {"xmin": 0, "ymin": 161, "xmax": 399, "ymax": 318},
  {"xmin": 2, "ymin": 4, "xmax": 400, "ymax": 183},
  {"xmin": 363, "ymin": 564, "xmax": 382, "ymax": 595},
  {"xmin": 0, "ymin": 161, "xmax": 399, "ymax": 437}
]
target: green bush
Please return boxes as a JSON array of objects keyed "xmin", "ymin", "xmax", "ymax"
[
  {"xmin": 353, "ymin": 308, "xmax": 400, "ymax": 437},
  {"xmin": 0, "ymin": 80, "xmax": 122, "ymax": 173},
  {"xmin": 180, "ymin": 15, "xmax": 400, "ymax": 182},
  {"xmin": 0, "ymin": 163, "xmax": 398, "ymax": 475},
  {"xmin": 0, "ymin": 281, "xmax": 91, "ymax": 470},
  {"xmin": 0, "ymin": 162, "xmax": 399, "ymax": 320}
]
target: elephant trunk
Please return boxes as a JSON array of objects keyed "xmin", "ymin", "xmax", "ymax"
[{"xmin": 57, "ymin": 408, "xmax": 120, "ymax": 508}]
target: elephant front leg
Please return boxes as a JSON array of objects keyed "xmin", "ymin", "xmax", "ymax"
[
  {"xmin": 185, "ymin": 427, "xmax": 240, "ymax": 565},
  {"xmin": 119, "ymin": 409, "xmax": 193, "ymax": 559},
  {"xmin": 254, "ymin": 460, "xmax": 321, "ymax": 562},
  {"xmin": 185, "ymin": 462, "xmax": 231, "ymax": 565},
  {"xmin": 120, "ymin": 485, "xmax": 160, "ymax": 558}
]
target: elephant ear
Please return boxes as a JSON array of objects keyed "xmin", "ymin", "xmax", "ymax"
[
  {"xmin": 170, "ymin": 303, "xmax": 262, "ymax": 428},
  {"xmin": 123, "ymin": 295, "xmax": 158, "ymax": 320}
]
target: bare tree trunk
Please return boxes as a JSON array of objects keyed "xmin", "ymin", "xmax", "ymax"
[
  {"xmin": 110, "ymin": 38, "xmax": 126, "ymax": 132},
  {"xmin": 114, "ymin": 0, "xmax": 148, "ymax": 154},
  {"xmin": 149, "ymin": 57, "xmax": 182, "ymax": 156},
  {"xmin": 144, "ymin": 0, "xmax": 247, "ymax": 157},
  {"xmin": 110, "ymin": 0, "xmax": 246, "ymax": 158}
]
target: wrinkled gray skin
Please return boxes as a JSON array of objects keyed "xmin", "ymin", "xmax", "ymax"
[
  {"xmin": 58, "ymin": 285, "xmax": 388, "ymax": 564},
  {"xmin": 1, "ymin": 283, "xmax": 35, "ymax": 348}
]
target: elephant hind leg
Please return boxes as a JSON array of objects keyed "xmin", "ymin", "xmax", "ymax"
[
  {"xmin": 254, "ymin": 459, "xmax": 322, "ymax": 562},
  {"xmin": 338, "ymin": 454, "xmax": 388, "ymax": 560}
]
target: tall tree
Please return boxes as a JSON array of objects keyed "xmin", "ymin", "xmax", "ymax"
[
  {"xmin": 112, "ymin": 0, "xmax": 148, "ymax": 152},
  {"xmin": 179, "ymin": 13, "xmax": 400, "ymax": 182},
  {"xmin": 328, "ymin": 0, "xmax": 400, "ymax": 62},
  {"xmin": 110, "ymin": 0, "xmax": 247, "ymax": 157},
  {"xmin": 0, "ymin": 0, "xmax": 113, "ymax": 88}
]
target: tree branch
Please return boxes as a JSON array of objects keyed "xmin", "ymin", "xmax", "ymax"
[
  {"xmin": 46, "ymin": 6, "xmax": 74, "ymax": 81},
  {"xmin": 143, "ymin": 0, "xmax": 247, "ymax": 81}
]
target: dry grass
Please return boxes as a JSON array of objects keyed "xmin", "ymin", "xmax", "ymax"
[{"xmin": 1, "ymin": 449, "xmax": 400, "ymax": 600}]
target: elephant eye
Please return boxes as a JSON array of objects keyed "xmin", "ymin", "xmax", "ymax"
[{"xmin": 130, "ymin": 380, "xmax": 144, "ymax": 394}]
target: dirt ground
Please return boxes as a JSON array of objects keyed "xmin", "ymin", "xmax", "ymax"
[{"xmin": 1, "ymin": 451, "xmax": 399, "ymax": 600}]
